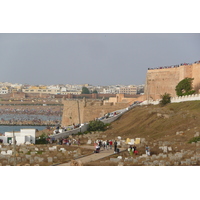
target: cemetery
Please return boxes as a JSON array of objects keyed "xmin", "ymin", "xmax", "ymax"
[{"xmin": 0, "ymin": 142, "xmax": 92, "ymax": 166}]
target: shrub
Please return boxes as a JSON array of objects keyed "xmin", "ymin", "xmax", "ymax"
[
  {"xmin": 88, "ymin": 120, "xmax": 106, "ymax": 132},
  {"xmin": 188, "ymin": 136, "xmax": 200, "ymax": 143},
  {"xmin": 175, "ymin": 78, "xmax": 195, "ymax": 96},
  {"xmin": 159, "ymin": 93, "xmax": 171, "ymax": 106}
]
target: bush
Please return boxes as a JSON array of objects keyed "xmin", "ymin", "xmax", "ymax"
[
  {"xmin": 159, "ymin": 93, "xmax": 171, "ymax": 106},
  {"xmin": 188, "ymin": 136, "xmax": 200, "ymax": 143},
  {"xmin": 35, "ymin": 133, "xmax": 48, "ymax": 144},
  {"xmin": 175, "ymin": 78, "xmax": 195, "ymax": 96},
  {"xmin": 88, "ymin": 120, "xmax": 106, "ymax": 132}
]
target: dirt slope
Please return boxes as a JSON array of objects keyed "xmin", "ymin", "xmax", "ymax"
[{"xmin": 103, "ymin": 101, "xmax": 200, "ymax": 145}]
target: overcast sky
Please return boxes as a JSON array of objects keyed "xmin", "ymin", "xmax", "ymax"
[{"xmin": 0, "ymin": 33, "xmax": 199, "ymax": 86}]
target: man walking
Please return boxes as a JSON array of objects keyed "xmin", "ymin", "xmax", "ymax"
[{"xmin": 114, "ymin": 140, "xmax": 117, "ymax": 153}]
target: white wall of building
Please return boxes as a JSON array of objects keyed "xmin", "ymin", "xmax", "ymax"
[{"xmin": 2, "ymin": 129, "xmax": 36, "ymax": 144}]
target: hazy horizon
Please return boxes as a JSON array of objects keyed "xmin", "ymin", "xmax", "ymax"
[{"xmin": 0, "ymin": 33, "xmax": 199, "ymax": 86}]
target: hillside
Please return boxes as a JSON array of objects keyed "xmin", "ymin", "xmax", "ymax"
[
  {"xmin": 103, "ymin": 101, "xmax": 200, "ymax": 146},
  {"xmin": 82, "ymin": 101, "xmax": 200, "ymax": 166}
]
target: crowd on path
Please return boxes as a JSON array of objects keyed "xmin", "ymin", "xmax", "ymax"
[
  {"xmin": 94, "ymin": 139, "xmax": 119, "ymax": 153},
  {"xmin": 148, "ymin": 60, "xmax": 200, "ymax": 70}
]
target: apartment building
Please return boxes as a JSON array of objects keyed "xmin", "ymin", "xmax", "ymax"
[
  {"xmin": 22, "ymin": 86, "xmax": 61, "ymax": 94},
  {"xmin": 0, "ymin": 86, "xmax": 9, "ymax": 94},
  {"xmin": 119, "ymin": 85, "xmax": 137, "ymax": 95}
]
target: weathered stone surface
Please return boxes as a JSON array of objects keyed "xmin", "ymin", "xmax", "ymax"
[{"xmin": 110, "ymin": 158, "xmax": 120, "ymax": 163}]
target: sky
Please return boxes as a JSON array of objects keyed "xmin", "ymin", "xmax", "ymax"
[{"xmin": 0, "ymin": 33, "xmax": 199, "ymax": 86}]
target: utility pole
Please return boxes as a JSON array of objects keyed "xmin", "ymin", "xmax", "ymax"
[
  {"xmin": 12, "ymin": 130, "xmax": 16, "ymax": 166},
  {"xmin": 77, "ymin": 100, "xmax": 81, "ymax": 133}
]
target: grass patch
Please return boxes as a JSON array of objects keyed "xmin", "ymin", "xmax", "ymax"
[{"xmin": 188, "ymin": 136, "xmax": 200, "ymax": 143}]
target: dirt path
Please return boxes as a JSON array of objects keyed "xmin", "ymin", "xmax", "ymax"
[{"xmin": 57, "ymin": 145, "xmax": 126, "ymax": 166}]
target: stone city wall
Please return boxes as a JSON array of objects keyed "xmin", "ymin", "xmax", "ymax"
[
  {"xmin": 144, "ymin": 63, "xmax": 200, "ymax": 100},
  {"xmin": 61, "ymin": 99, "xmax": 130, "ymax": 127}
]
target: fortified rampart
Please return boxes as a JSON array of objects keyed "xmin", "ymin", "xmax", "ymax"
[
  {"xmin": 61, "ymin": 97, "xmax": 131, "ymax": 127},
  {"xmin": 144, "ymin": 63, "xmax": 200, "ymax": 100}
]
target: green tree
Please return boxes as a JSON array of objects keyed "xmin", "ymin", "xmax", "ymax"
[
  {"xmin": 88, "ymin": 120, "xmax": 106, "ymax": 132},
  {"xmin": 81, "ymin": 87, "xmax": 90, "ymax": 94},
  {"xmin": 159, "ymin": 93, "xmax": 171, "ymax": 106},
  {"xmin": 92, "ymin": 90, "xmax": 98, "ymax": 94},
  {"xmin": 175, "ymin": 78, "xmax": 195, "ymax": 96}
]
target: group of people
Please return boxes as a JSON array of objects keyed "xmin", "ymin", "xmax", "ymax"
[
  {"xmin": 94, "ymin": 140, "xmax": 118, "ymax": 153},
  {"xmin": 46, "ymin": 136, "xmax": 80, "ymax": 146},
  {"xmin": 128, "ymin": 145, "xmax": 138, "ymax": 155},
  {"xmin": 128, "ymin": 145, "xmax": 151, "ymax": 156},
  {"xmin": 148, "ymin": 59, "xmax": 200, "ymax": 71}
]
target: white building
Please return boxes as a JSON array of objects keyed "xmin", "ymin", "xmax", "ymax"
[{"xmin": 0, "ymin": 129, "xmax": 36, "ymax": 145}]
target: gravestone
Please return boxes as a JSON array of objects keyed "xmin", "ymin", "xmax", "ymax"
[
  {"xmin": 163, "ymin": 146, "xmax": 168, "ymax": 153},
  {"xmin": 110, "ymin": 158, "xmax": 120, "ymax": 163},
  {"xmin": 1, "ymin": 151, "xmax": 6, "ymax": 155},
  {"xmin": 38, "ymin": 158, "xmax": 44, "ymax": 163},
  {"xmin": 168, "ymin": 147, "xmax": 172, "ymax": 151},
  {"xmin": 25, "ymin": 155, "xmax": 31, "ymax": 160},
  {"xmin": 47, "ymin": 157, "xmax": 53, "ymax": 163},
  {"xmin": 135, "ymin": 138, "xmax": 140, "ymax": 144},
  {"xmin": 73, "ymin": 154, "xmax": 79, "ymax": 158},
  {"xmin": 87, "ymin": 139, "xmax": 92, "ymax": 145},
  {"xmin": 141, "ymin": 138, "xmax": 146, "ymax": 143},
  {"xmin": 118, "ymin": 162, "xmax": 124, "ymax": 166},
  {"xmin": 130, "ymin": 139, "xmax": 135, "ymax": 144},
  {"xmin": 29, "ymin": 158, "xmax": 34, "ymax": 164},
  {"xmin": 76, "ymin": 148, "xmax": 82, "ymax": 156},
  {"xmin": 60, "ymin": 148, "xmax": 66, "ymax": 152},
  {"xmin": 174, "ymin": 162, "xmax": 179, "ymax": 166}
]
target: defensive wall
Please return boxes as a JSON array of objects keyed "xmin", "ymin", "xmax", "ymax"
[
  {"xmin": 52, "ymin": 107, "xmax": 130, "ymax": 140},
  {"xmin": 141, "ymin": 94, "xmax": 200, "ymax": 105},
  {"xmin": 144, "ymin": 62, "xmax": 200, "ymax": 100},
  {"xmin": 61, "ymin": 94, "xmax": 135, "ymax": 127}
]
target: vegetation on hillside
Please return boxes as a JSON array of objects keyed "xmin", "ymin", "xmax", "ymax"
[
  {"xmin": 88, "ymin": 120, "xmax": 107, "ymax": 132},
  {"xmin": 159, "ymin": 93, "xmax": 171, "ymax": 106},
  {"xmin": 175, "ymin": 77, "xmax": 195, "ymax": 96}
]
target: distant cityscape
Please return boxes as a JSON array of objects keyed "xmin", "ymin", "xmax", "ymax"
[{"xmin": 0, "ymin": 82, "xmax": 144, "ymax": 96}]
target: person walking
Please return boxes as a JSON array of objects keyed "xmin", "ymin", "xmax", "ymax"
[
  {"xmin": 145, "ymin": 145, "xmax": 150, "ymax": 156},
  {"xmin": 106, "ymin": 140, "xmax": 109, "ymax": 150},
  {"xmin": 114, "ymin": 140, "xmax": 117, "ymax": 153},
  {"xmin": 109, "ymin": 140, "xmax": 113, "ymax": 149}
]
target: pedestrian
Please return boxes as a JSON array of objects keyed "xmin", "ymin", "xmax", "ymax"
[
  {"xmin": 145, "ymin": 145, "xmax": 150, "ymax": 156},
  {"xmin": 109, "ymin": 140, "xmax": 113, "ymax": 149},
  {"xmin": 106, "ymin": 140, "xmax": 109, "ymax": 150},
  {"xmin": 99, "ymin": 140, "xmax": 102, "ymax": 148},
  {"xmin": 128, "ymin": 145, "xmax": 133, "ymax": 156},
  {"xmin": 133, "ymin": 145, "xmax": 138, "ymax": 155},
  {"xmin": 114, "ymin": 140, "xmax": 117, "ymax": 153},
  {"xmin": 103, "ymin": 141, "xmax": 106, "ymax": 150}
]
